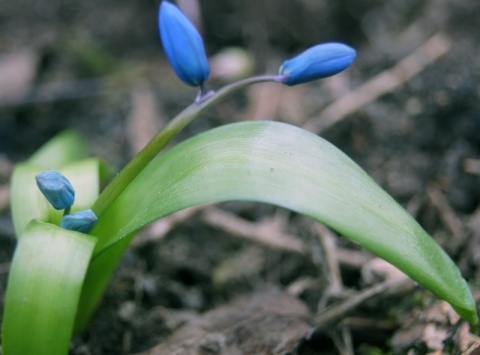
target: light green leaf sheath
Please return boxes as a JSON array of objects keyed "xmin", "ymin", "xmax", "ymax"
[
  {"xmin": 93, "ymin": 121, "xmax": 477, "ymax": 323},
  {"xmin": 2, "ymin": 220, "xmax": 97, "ymax": 355}
]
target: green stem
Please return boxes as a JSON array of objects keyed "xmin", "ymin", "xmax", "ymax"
[
  {"xmin": 63, "ymin": 206, "xmax": 71, "ymax": 216},
  {"xmin": 92, "ymin": 75, "xmax": 278, "ymax": 219}
]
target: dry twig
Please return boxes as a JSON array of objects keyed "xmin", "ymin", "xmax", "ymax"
[
  {"xmin": 315, "ymin": 223, "xmax": 343, "ymax": 295},
  {"xmin": 427, "ymin": 185, "xmax": 464, "ymax": 238},
  {"xmin": 464, "ymin": 159, "xmax": 480, "ymax": 176},
  {"xmin": 315, "ymin": 277, "xmax": 415, "ymax": 328},
  {"xmin": 302, "ymin": 33, "xmax": 452, "ymax": 133},
  {"xmin": 131, "ymin": 206, "xmax": 205, "ymax": 247},
  {"xmin": 202, "ymin": 207, "xmax": 305, "ymax": 253},
  {"xmin": 126, "ymin": 84, "xmax": 163, "ymax": 155}
]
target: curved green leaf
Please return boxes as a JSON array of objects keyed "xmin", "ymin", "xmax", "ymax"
[
  {"xmin": 74, "ymin": 232, "xmax": 135, "ymax": 332},
  {"xmin": 2, "ymin": 220, "xmax": 97, "ymax": 355},
  {"xmin": 92, "ymin": 121, "xmax": 476, "ymax": 323},
  {"xmin": 10, "ymin": 164, "xmax": 51, "ymax": 237},
  {"xmin": 28, "ymin": 130, "xmax": 88, "ymax": 168}
]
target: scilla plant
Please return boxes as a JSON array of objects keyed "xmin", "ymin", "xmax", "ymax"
[{"xmin": 2, "ymin": 1, "xmax": 477, "ymax": 354}]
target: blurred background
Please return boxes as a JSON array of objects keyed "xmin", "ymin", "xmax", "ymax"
[{"xmin": 1, "ymin": 0, "xmax": 479, "ymax": 353}]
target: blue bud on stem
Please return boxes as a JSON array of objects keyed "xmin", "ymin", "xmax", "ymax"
[
  {"xmin": 159, "ymin": 1, "xmax": 210, "ymax": 87},
  {"xmin": 278, "ymin": 42, "xmax": 356, "ymax": 86},
  {"xmin": 36, "ymin": 170, "xmax": 75, "ymax": 210},
  {"xmin": 60, "ymin": 209, "xmax": 98, "ymax": 233}
]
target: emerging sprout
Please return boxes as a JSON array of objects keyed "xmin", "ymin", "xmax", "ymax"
[
  {"xmin": 278, "ymin": 42, "xmax": 356, "ymax": 86},
  {"xmin": 60, "ymin": 209, "xmax": 98, "ymax": 233},
  {"xmin": 159, "ymin": 1, "xmax": 210, "ymax": 87},
  {"xmin": 35, "ymin": 170, "xmax": 75, "ymax": 210}
]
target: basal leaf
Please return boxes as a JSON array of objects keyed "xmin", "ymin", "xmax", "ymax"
[
  {"xmin": 28, "ymin": 130, "xmax": 88, "ymax": 168},
  {"xmin": 10, "ymin": 164, "xmax": 51, "ymax": 237},
  {"xmin": 2, "ymin": 220, "xmax": 97, "ymax": 355},
  {"xmin": 92, "ymin": 121, "xmax": 476, "ymax": 323},
  {"xmin": 74, "ymin": 232, "xmax": 135, "ymax": 332}
]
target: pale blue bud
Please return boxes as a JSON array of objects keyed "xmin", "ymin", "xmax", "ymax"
[
  {"xmin": 159, "ymin": 1, "xmax": 210, "ymax": 86},
  {"xmin": 278, "ymin": 43, "xmax": 356, "ymax": 86},
  {"xmin": 36, "ymin": 170, "xmax": 75, "ymax": 210},
  {"xmin": 60, "ymin": 209, "xmax": 97, "ymax": 233}
]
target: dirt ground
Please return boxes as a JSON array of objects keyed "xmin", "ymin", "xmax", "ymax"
[{"xmin": 1, "ymin": 0, "xmax": 480, "ymax": 354}]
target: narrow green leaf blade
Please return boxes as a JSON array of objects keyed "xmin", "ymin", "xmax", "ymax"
[
  {"xmin": 93, "ymin": 121, "xmax": 477, "ymax": 323},
  {"xmin": 28, "ymin": 130, "xmax": 88, "ymax": 168},
  {"xmin": 74, "ymin": 233, "xmax": 135, "ymax": 333},
  {"xmin": 10, "ymin": 164, "xmax": 50, "ymax": 237},
  {"xmin": 2, "ymin": 220, "xmax": 97, "ymax": 355}
]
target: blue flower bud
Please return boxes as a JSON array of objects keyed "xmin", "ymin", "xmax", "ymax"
[
  {"xmin": 36, "ymin": 170, "xmax": 75, "ymax": 210},
  {"xmin": 278, "ymin": 43, "xmax": 356, "ymax": 86},
  {"xmin": 159, "ymin": 1, "xmax": 210, "ymax": 87},
  {"xmin": 60, "ymin": 209, "xmax": 97, "ymax": 233}
]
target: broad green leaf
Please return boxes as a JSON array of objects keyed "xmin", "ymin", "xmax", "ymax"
[
  {"xmin": 10, "ymin": 164, "xmax": 51, "ymax": 237},
  {"xmin": 93, "ymin": 121, "xmax": 477, "ymax": 323},
  {"xmin": 2, "ymin": 220, "xmax": 97, "ymax": 355},
  {"xmin": 11, "ymin": 159, "xmax": 105, "ymax": 236},
  {"xmin": 28, "ymin": 130, "xmax": 88, "ymax": 168}
]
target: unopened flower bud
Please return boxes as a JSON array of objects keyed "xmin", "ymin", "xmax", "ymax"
[
  {"xmin": 278, "ymin": 42, "xmax": 356, "ymax": 86},
  {"xmin": 60, "ymin": 209, "xmax": 97, "ymax": 233},
  {"xmin": 159, "ymin": 1, "xmax": 210, "ymax": 87},
  {"xmin": 36, "ymin": 170, "xmax": 75, "ymax": 210}
]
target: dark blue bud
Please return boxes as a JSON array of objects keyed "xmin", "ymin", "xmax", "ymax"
[
  {"xmin": 159, "ymin": 1, "xmax": 210, "ymax": 87},
  {"xmin": 278, "ymin": 43, "xmax": 356, "ymax": 86},
  {"xmin": 36, "ymin": 170, "xmax": 75, "ymax": 210},
  {"xmin": 60, "ymin": 209, "xmax": 97, "ymax": 233}
]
